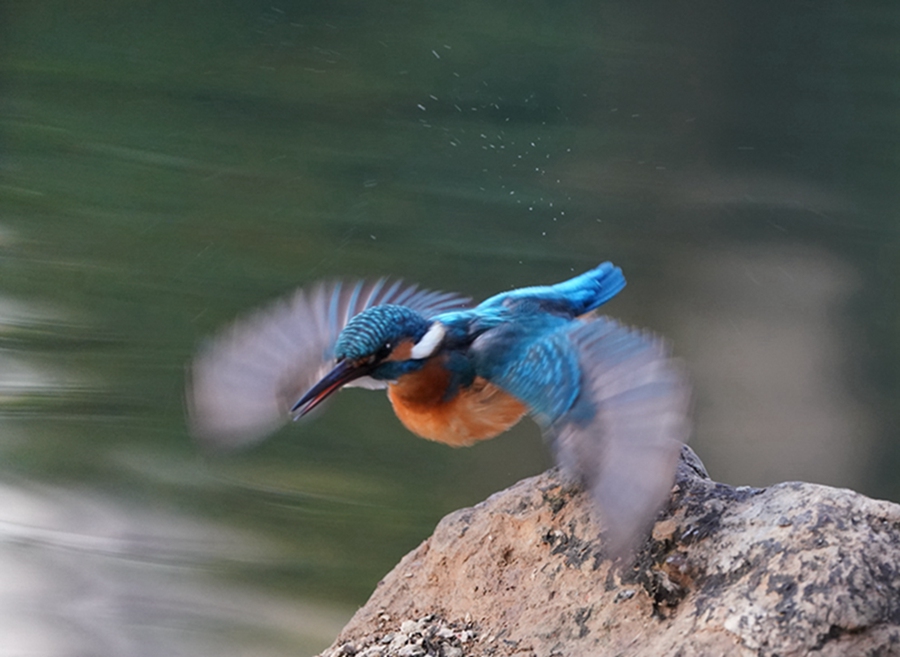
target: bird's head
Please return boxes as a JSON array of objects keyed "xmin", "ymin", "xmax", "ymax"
[{"xmin": 291, "ymin": 305, "xmax": 446, "ymax": 417}]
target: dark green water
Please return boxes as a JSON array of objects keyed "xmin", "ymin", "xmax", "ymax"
[{"xmin": 2, "ymin": 2, "xmax": 899, "ymax": 654}]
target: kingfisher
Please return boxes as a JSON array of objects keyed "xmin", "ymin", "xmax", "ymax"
[{"xmin": 188, "ymin": 263, "xmax": 690, "ymax": 556}]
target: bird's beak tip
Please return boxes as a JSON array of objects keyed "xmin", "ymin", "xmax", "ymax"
[{"xmin": 290, "ymin": 359, "xmax": 369, "ymax": 419}]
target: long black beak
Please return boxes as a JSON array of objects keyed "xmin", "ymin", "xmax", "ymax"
[{"xmin": 291, "ymin": 359, "xmax": 372, "ymax": 418}]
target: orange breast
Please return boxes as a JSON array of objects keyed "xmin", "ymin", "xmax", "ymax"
[{"xmin": 386, "ymin": 359, "xmax": 527, "ymax": 447}]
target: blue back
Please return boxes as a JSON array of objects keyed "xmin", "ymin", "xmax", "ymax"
[{"xmin": 463, "ymin": 263, "xmax": 627, "ymax": 423}]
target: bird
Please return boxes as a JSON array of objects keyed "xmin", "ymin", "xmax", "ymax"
[{"xmin": 187, "ymin": 263, "xmax": 691, "ymax": 557}]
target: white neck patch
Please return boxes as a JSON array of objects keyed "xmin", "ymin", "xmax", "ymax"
[{"xmin": 410, "ymin": 322, "xmax": 446, "ymax": 359}]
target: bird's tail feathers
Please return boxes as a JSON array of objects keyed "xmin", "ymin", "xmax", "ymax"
[
  {"xmin": 550, "ymin": 262, "xmax": 626, "ymax": 316},
  {"xmin": 478, "ymin": 262, "xmax": 626, "ymax": 317}
]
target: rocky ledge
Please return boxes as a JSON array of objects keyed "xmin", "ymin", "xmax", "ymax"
[{"xmin": 320, "ymin": 447, "xmax": 900, "ymax": 657}]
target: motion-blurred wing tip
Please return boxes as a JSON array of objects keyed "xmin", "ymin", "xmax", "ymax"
[
  {"xmin": 184, "ymin": 346, "xmax": 298, "ymax": 451},
  {"xmin": 552, "ymin": 319, "xmax": 693, "ymax": 559},
  {"xmin": 590, "ymin": 437, "xmax": 685, "ymax": 560}
]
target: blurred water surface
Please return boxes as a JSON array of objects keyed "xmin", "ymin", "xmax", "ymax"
[{"xmin": 2, "ymin": 1, "xmax": 899, "ymax": 654}]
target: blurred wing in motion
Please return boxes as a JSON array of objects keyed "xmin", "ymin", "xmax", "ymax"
[
  {"xmin": 187, "ymin": 279, "xmax": 470, "ymax": 449},
  {"xmin": 485, "ymin": 317, "xmax": 691, "ymax": 557},
  {"xmin": 550, "ymin": 318, "xmax": 691, "ymax": 557}
]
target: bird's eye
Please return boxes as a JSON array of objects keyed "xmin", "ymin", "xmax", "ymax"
[{"xmin": 375, "ymin": 343, "xmax": 393, "ymax": 361}]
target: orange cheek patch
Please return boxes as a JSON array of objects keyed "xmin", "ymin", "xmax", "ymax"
[{"xmin": 385, "ymin": 340, "xmax": 414, "ymax": 362}]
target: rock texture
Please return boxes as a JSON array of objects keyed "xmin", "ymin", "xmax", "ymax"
[{"xmin": 320, "ymin": 448, "xmax": 900, "ymax": 657}]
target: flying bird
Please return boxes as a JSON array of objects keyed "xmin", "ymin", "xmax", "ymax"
[{"xmin": 187, "ymin": 263, "xmax": 690, "ymax": 556}]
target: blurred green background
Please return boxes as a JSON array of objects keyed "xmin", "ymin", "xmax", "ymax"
[{"xmin": 2, "ymin": 1, "xmax": 898, "ymax": 654}]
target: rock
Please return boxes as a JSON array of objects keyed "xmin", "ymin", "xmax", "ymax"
[{"xmin": 319, "ymin": 447, "xmax": 900, "ymax": 657}]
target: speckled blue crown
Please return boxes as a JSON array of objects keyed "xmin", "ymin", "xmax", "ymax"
[{"xmin": 334, "ymin": 305, "xmax": 429, "ymax": 361}]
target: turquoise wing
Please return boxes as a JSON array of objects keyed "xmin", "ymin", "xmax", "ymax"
[{"xmin": 478, "ymin": 316, "xmax": 691, "ymax": 557}]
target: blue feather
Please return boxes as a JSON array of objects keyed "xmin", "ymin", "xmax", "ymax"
[
  {"xmin": 327, "ymin": 281, "xmax": 343, "ymax": 337},
  {"xmin": 344, "ymin": 281, "xmax": 365, "ymax": 322},
  {"xmin": 334, "ymin": 305, "xmax": 429, "ymax": 361},
  {"xmin": 478, "ymin": 262, "xmax": 625, "ymax": 316}
]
